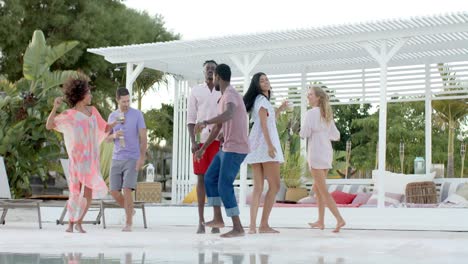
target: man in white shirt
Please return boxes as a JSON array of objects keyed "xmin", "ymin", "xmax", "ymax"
[{"xmin": 187, "ymin": 60, "xmax": 221, "ymax": 234}]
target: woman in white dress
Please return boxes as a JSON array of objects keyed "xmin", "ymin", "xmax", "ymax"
[
  {"xmin": 300, "ymin": 85, "xmax": 345, "ymax": 233},
  {"xmin": 244, "ymin": 72, "xmax": 287, "ymax": 234}
]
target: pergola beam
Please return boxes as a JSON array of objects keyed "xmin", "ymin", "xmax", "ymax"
[
  {"xmin": 92, "ymin": 23, "xmax": 468, "ymax": 64},
  {"xmin": 125, "ymin": 62, "xmax": 145, "ymax": 98}
]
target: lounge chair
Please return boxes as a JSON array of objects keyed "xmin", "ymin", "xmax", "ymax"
[
  {"xmin": 58, "ymin": 159, "xmax": 147, "ymax": 229},
  {"xmin": 0, "ymin": 156, "xmax": 43, "ymax": 229}
]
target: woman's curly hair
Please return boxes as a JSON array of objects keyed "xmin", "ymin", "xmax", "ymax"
[{"xmin": 62, "ymin": 74, "xmax": 92, "ymax": 107}]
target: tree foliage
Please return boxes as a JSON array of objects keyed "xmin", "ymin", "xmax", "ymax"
[
  {"xmin": 0, "ymin": 0, "xmax": 179, "ymax": 116},
  {"xmin": 333, "ymin": 103, "xmax": 371, "ymax": 151},
  {"xmin": 0, "ymin": 30, "xmax": 78, "ymax": 197},
  {"xmin": 351, "ymin": 101, "xmax": 466, "ymax": 176},
  {"xmin": 144, "ymin": 104, "xmax": 174, "ymax": 145}
]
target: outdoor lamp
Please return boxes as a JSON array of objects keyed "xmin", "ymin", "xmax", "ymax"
[
  {"xmin": 346, "ymin": 140, "xmax": 352, "ymax": 152},
  {"xmin": 345, "ymin": 140, "xmax": 352, "ymax": 179},
  {"xmin": 461, "ymin": 143, "xmax": 466, "ymax": 178},
  {"xmin": 399, "ymin": 140, "xmax": 405, "ymax": 173},
  {"xmin": 146, "ymin": 163, "xmax": 155, "ymax": 182}
]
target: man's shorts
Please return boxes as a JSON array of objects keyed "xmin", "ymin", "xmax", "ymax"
[
  {"xmin": 110, "ymin": 159, "xmax": 138, "ymax": 191},
  {"xmin": 193, "ymin": 140, "xmax": 220, "ymax": 175}
]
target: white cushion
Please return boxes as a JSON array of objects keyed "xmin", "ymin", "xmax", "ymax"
[
  {"xmin": 443, "ymin": 193, "xmax": 468, "ymax": 204},
  {"xmin": 327, "ymin": 184, "xmax": 366, "ymax": 193},
  {"xmin": 439, "ymin": 182, "xmax": 466, "ymax": 202},
  {"xmin": 372, "ymin": 170, "xmax": 436, "ymax": 195}
]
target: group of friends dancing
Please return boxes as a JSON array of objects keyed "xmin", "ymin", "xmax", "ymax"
[{"xmin": 46, "ymin": 60, "xmax": 345, "ymax": 237}]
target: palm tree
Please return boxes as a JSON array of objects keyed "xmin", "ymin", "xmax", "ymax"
[
  {"xmin": 434, "ymin": 63, "xmax": 468, "ymax": 177},
  {"xmin": 133, "ymin": 69, "xmax": 166, "ymax": 110}
]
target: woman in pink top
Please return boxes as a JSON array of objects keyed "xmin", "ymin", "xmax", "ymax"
[
  {"xmin": 46, "ymin": 76, "xmax": 117, "ymax": 233},
  {"xmin": 300, "ymin": 85, "xmax": 345, "ymax": 233}
]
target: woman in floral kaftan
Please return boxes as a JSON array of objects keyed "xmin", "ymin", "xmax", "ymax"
[{"xmin": 46, "ymin": 76, "xmax": 117, "ymax": 233}]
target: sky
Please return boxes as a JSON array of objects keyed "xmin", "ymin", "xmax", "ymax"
[
  {"xmin": 125, "ymin": 0, "xmax": 468, "ymax": 40},
  {"xmin": 122, "ymin": 0, "xmax": 468, "ymax": 110}
]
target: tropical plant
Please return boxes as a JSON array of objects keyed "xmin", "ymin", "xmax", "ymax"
[
  {"xmin": 277, "ymin": 107, "xmax": 307, "ymax": 187},
  {"xmin": 99, "ymin": 142, "xmax": 114, "ymax": 184},
  {"xmin": 0, "ymin": 30, "xmax": 78, "ymax": 197},
  {"xmin": 281, "ymin": 149, "xmax": 305, "ymax": 188},
  {"xmin": 331, "ymin": 150, "xmax": 347, "ymax": 177},
  {"xmin": 144, "ymin": 104, "xmax": 174, "ymax": 146},
  {"xmin": 133, "ymin": 69, "xmax": 166, "ymax": 110},
  {"xmin": 433, "ymin": 63, "xmax": 468, "ymax": 177},
  {"xmin": 277, "ymin": 106, "xmax": 301, "ymax": 154}
]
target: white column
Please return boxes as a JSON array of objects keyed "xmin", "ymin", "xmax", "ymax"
[
  {"xmin": 181, "ymin": 80, "xmax": 188, "ymax": 202},
  {"xmin": 362, "ymin": 39, "xmax": 407, "ymax": 208},
  {"xmin": 171, "ymin": 77, "xmax": 180, "ymax": 204},
  {"xmin": 425, "ymin": 64, "xmax": 432, "ymax": 176},
  {"xmin": 238, "ymin": 72, "xmax": 250, "ymax": 209},
  {"xmin": 300, "ymin": 68, "xmax": 308, "ymax": 159},
  {"xmin": 377, "ymin": 56, "xmax": 388, "ymax": 209},
  {"xmin": 125, "ymin": 62, "xmax": 145, "ymax": 100},
  {"xmin": 229, "ymin": 52, "xmax": 265, "ymax": 209}
]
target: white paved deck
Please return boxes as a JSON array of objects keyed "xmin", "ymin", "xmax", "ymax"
[{"xmin": 0, "ymin": 209, "xmax": 467, "ymax": 263}]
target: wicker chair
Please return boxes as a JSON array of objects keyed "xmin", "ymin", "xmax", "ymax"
[{"xmin": 405, "ymin": 181, "xmax": 438, "ymax": 204}]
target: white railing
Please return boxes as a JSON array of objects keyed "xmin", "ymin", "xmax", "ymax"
[{"xmin": 171, "ymin": 80, "xmax": 193, "ymax": 204}]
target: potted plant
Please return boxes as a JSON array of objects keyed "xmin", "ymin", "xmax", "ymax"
[
  {"xmin": 276, "ymin": 105, "xmax": 308, "ymax": 202},
  {"xmin": 281, "ymin": 142, "xmax": 308, "ymax": 202}
]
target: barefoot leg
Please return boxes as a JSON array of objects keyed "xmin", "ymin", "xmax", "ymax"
[
  {"xmin": 205, "ymin": 206, "xmax": 225, "ymax": 228},
  {"xmin": 220, "ymin": 216, "xmax": 245, "ymax": 238},
  {"xmin": 259, "ymin": 162, "xmax": 280, "ymax": 235},
  {"xmin": 333, "ymin": 221, "xmax": 346, "ymax": 233},
  {"xmin": 65, "ymin": 222, "xmax": 74, "ymax": 233},
  {"xmin": 249, "ymin": 164, "xmax": 264, "ymax": 235}
]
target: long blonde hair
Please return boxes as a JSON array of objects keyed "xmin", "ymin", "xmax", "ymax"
[{"xmin": 310, "ymin": 85, "xmax": 333, "ymax": 123}]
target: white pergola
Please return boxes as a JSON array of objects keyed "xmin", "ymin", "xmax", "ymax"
[{"xmin": 89, "ymin": 12, "xmax": 468, "ymax": 213}]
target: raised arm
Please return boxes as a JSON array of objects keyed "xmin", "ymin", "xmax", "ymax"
[
  {"xmin": 46, "ymin": 97, "xmax": 63, "ymax": 130},
  {"xmin": 105, "ymin": 114, "xmax": 116, "ymax": 143},
  {"xmin": 299, "ymin": 110, "xmax": 313, "ymax": 139},
  {"xmin": 275, "ymin": 100, "xmax": 288, "ymax": 119},
  {"xmin": 329, "ymin": 120, "xmax": 340, "ymax": 141}
]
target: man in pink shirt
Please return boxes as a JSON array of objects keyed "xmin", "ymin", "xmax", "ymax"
[
  {"xmin": 195, "ymin": 64, "xmax": 250, "ymax": 238},
  {"xmin": 187, "ymin": 60, "xmax": 221, "ymax": 234}
]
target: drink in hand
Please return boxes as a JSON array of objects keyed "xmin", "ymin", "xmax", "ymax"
[
  {"xmin": 118, "ymin": 112, "xmax": 125, "ymax": 124},
  {"xmin": 119, "ymin": 129, "xmax": 125, "ymax": 148}
]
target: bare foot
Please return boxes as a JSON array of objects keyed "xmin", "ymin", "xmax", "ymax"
[
  {"xmin": 248, "ymin": 226, "xmax": 257, "ymax": 234},
  {"xmin": 74, "ymin": 224, "xmax": 86, "ymax": 233},
  {"xmin": 211, "ymin": 228, "xmax": 220, "ymax": 234},
  {"xmin": 196, "ymin": 224, "xmax": 206, "ymax": 234},
  {"xmin": 122, "ymin": 225, "xmax": 132, "ymax": 232},
  {"xmin": 259, "ymin": 226, "xmax": 280, "ymax": 234},
  {"xmin": 220, "ymin": 229, "xmax": 245, "ymax": 238},
  {"xmin": 308, "ymin": 221, "xmax": 325, "ymax": 230},
  {"xmin": 332, "ymin": 221, "xmax": 346, "ymax": 233},
  {"xmin": 65, "ymin": 223, "xmax": 73, "ymax": 233},
  {"xmin": 205, "ymin": 219, "xmax": 225, "ymax": 228}
]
